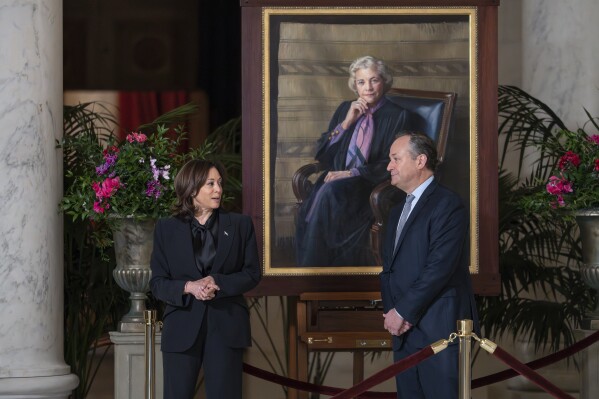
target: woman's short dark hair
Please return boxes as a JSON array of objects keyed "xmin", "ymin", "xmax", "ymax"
[
  {"xmin": 396, "ymin": 131, "xmax": 439, "ymax": 173},
  {"xmin": 172, "ymin": 159, "xmax": 226, "ymax": 219}
]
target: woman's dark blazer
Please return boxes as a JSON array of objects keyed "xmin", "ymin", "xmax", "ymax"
[{"xmin": 150, "ymin": 210, "xmax": 261, "ymax": 353}]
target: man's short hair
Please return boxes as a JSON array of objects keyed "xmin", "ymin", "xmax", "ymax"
[{"xmin": 395, "ymin": 131, "xmax": 438, "ymax": 173}]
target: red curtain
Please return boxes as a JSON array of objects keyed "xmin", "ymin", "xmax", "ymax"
[
  {"xmin": 118, "ymin": 91, "xmax": 190, "ymax": 152},
  {"xmin": 118, "ymin": 91, "xmax": 188, "ymax": 138}
]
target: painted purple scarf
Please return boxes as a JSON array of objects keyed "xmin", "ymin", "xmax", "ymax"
[{"xmin": 345, "ymin": 97, "xmax": 386, "ymax": 168}]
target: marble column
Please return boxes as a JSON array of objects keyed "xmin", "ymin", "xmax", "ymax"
[{"xmin": 0, "ymin": 1, "xmax": 79, "ymax": 398}]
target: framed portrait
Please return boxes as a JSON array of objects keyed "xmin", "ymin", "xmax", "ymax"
[{"xmin": 241, "ymin": 1, "xmax": 500, "ymax": 295}]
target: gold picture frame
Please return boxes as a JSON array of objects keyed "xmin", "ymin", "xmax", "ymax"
[{"xmin": 257, "ymin": 7, "xmax": 480, "ymax": 277}]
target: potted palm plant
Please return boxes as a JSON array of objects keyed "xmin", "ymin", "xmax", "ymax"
[
  {"xmin": 518, "ymin": 110, "xmax": 599, "ymax": 323},
  {"xmin": 61, "ymin": 102, "xmax": 125, "ymax": 399}
]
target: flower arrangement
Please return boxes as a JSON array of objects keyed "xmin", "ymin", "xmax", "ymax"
[
  {"xmin": 524, "ymin": 128, "xmax": 599, "ymax": 214},
  {"xmin": 60, "ymin": 124, "xmax": 187, "ymax": 245}
]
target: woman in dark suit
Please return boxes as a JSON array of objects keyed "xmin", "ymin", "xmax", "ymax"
[{"xmin": 150, "ymin": 159, "xmax": 261, "ymax": 399}]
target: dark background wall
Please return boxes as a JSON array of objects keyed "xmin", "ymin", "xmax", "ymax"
[{"xmin": 64, "ymin": 0, "xmax": 242, "ymax": 130}]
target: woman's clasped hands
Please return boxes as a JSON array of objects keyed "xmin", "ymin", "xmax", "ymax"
[{"xmin": 185, "ymin": 276, "xmax": 220, "ymax": 301}]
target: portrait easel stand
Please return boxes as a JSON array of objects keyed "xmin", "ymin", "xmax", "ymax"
[{"xmin": 288, "ymin": 292, "xmax": 391, "ymax": 399}]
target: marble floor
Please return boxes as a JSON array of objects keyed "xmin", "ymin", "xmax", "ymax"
[
  {"xmin": 84, "ymin": 344, "xmax": 580, "ymax": 399},
  {"xmin": 87, "ymin": 348, "xmax": 114, "ymax": 399}
]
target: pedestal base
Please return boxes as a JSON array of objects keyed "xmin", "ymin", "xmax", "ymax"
[
  {"xmin": 574, "ymin": 326, "xmax": 599, "ymax": 399},
  {"xmin": 581, "ymin": 318, "xmax": 599, "ymax": 330},
  {"xmin": 118, "ymin": 320, "xmax": 146, "ymax": 333},
  {"xmin": 0, "ymin": 374, "xmax": 79, "ymax": 399},
  {"xmin": 109, "ymin": 331, "xmax": 163, "ymax": 399}
]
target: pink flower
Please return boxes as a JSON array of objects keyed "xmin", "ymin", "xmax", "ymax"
[
  {"xmin": 102, "ymin": 146, "xmax": 119, "ymax": 159},
  {"xmin": 558, "ymin": 151, "xmax": 581, "ymax": 170},
  {"xmin": 93, "ymin": 201, "xmax": 106, "ymax": 213},
  {"xmin": 588, "ymin": 135, "xmax": 599, "ymax": 145},
  {"xmin": 595, "ymin": 159, "xmax": 599, "ymax": 171},
  {"xmin": 92, "ymin": 181, "xmax": 101, "ymax": 195},
  {"xmin": 546, "ymin": 175, "xmax": 573, "ymax": 195},
  {"xmin": 562, "ymin": 180, "xmax": 573, "ymax": 193},
  {"xmin": 92, "ymin": 177, "xmax": 121, "ymax": 199},
  {"xmin": 550, "ymin": 194, "xmax": 566, "ymax": 209},
  {"xmin": 126, "ymin": 132, "xmax": 148, "ymax": 143}
]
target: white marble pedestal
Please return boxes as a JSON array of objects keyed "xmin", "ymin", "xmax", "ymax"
[
  {"xmin": 574, "ymin": 327, "xmax": 599, "ymax": 399},
  {"xmin": 109, "ymin": 331, "xmax": 163, "ymax": 399}
]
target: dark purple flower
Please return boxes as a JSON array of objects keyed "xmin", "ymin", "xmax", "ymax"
[{"xmin": 146, "ymin": 180, "xmax": 163, "ymax": 199}]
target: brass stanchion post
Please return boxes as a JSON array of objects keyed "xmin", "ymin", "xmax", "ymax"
[
  {"xmin": 144, "ymin": 309, "xmax": 157, "ymax": 399},
  {"xmin": 457, "ymin": 319, "xmax": 473, "ymax": 399}
]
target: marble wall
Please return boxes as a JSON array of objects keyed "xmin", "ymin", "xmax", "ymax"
[
  {"xmin": 498, "ymin": 0, "xmax": 522, "ymax": 87},
  {"xmin": 521, "ymin": 0, "xmax": 599, "ymax": 129},
  {"xmin": 500, "ymin": 0, "xmax": 599, "ymax": 128}
]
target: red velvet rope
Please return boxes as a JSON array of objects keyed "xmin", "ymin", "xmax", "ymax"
[
  {"xmin": 242, "ymin": 363, "xmax": 391, "ymax": 398},
  {"xmin": 243, "ymin": 363, "xmax": 342, "ymax": 397},
  {"xmin": 472, "ymin": 329, "xmax": 599, "ymax": 388},
  {"xmin": 242, "ymin": 345, "xmax": 434, "ymax": 399},
  {"xmin": 329, "ymin": 346, "xmax": 434, "ymax": 399},
  {"xmin": 491, "ymin": 347, "xmax": 575, "ymax": 399},
  {"xmin": 243, "ymin": 329, "xmax": 599, "ymax": 397}
]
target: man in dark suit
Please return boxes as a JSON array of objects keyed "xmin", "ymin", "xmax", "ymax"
[{"xmin": 380, "ymin": 132, "xmax": 477, "ymax": 399}]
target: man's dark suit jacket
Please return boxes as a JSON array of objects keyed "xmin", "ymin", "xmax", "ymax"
[
  {"xmin": 150, "ymin": 210, "xmax": 261, "ymax": 353},
  {"xmin": 380, "ymin": 179, "xmax": 477, "ymax": 351}
]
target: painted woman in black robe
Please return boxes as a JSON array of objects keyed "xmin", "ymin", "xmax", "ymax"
[{"xmin": 296, "ymin": 56, "xmax": 412, "ymax": 267}]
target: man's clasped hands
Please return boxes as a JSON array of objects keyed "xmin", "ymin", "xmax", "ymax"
[{"xmin": 383, "ymin": 309, "xmax": 413, "ymax": 336}]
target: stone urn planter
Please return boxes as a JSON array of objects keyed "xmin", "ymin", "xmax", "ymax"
[
  {"xmin": 112, "ymin": 218, "xmax": 156, "ymax": 332},
  {"xmin": 575, "ymin": 209, "xmax": 599, "ymax": 322}
]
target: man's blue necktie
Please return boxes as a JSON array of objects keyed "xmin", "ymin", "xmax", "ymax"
[{"xmin": 393, "ymin": 194, "xmax": 414, "ymax": 254}]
